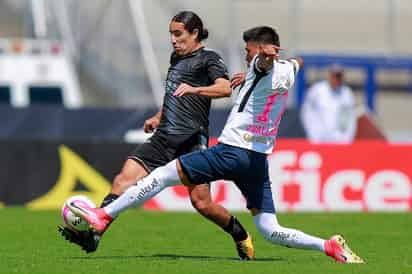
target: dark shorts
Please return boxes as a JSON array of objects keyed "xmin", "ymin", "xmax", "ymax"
[
  {"xmin": 128, "ymin": 130, "xmax": 208, "ymax": 172},
  {"xmin": 179, "ymin": 143, "xmax": 275, "ymax": 213}
]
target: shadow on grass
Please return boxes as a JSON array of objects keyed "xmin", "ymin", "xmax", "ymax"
[{"xmin": 69, "ymin": 253, "xmax": 284, "ymax": 262}]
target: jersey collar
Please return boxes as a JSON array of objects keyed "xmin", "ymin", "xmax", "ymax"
[{"xmin": 172, "ymin": 46, "xmax": 204, "ymax": 60}]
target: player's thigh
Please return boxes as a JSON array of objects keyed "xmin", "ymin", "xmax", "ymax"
[
  {"xmin": 118, "ymin": 159, "xmax": 149, "ymax": 182},
  {"xmin": 178, "ymin": 144, "xmax": 228, "ymax": 185},
  {"xmin": 179, "ymin": 143, "xmax": 258, "ymax": 187},
  {"xmin": 234, "ymin": 157, "xmax": 275, "ymax": 214},
  {"xmin": 236, "ymin": 178, "xmax": 275, "ymax": 214},
  {"xmin": 176, "ymin": 132, "xmax": 213, "ymax": 201},
  {"xmin": 128, "ymin": 131, "xmax": 174, "ymax": 172}
]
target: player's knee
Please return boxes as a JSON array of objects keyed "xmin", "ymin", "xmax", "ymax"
[
  {"xmin": 112, "ymin": 173, "xmax": 136, "ymax": 194},
  {"xmin": 190, "ymin": 197, "xmax": 212, "ymax": 216},
  {"xmin": 112, "ymin": 173, "xmax": 126, "ymax": 193}
]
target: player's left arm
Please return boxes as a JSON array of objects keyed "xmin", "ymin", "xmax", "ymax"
[{"xmin": 287, "ymin": 57, "xmax": 304, "ymax": 75}]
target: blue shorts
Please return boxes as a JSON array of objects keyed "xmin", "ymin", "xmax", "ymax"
[{"xmin": 179, "ymin": 143, "xmax": 275, "ymax": 213}]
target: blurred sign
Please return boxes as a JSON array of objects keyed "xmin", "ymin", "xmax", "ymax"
[
  {"xmin": 269, "ymin": 140, "xmax": 412, "ymax": 212},
  {"xmin": 0, "ymin": 140, "xmax": 410, "ymax": 212}
]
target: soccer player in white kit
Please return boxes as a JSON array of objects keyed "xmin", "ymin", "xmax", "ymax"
[{"xmin": 68, "ymin": 26, "xmax": 364, "ymax": 263}]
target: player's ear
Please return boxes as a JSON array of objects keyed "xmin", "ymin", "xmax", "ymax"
[
  {"xmin": 192, "ymin": 28, "xmax": 199, "ymax": 40},
  {"xmin": 257, "ymin": 43, "xmax": 263, "ymax": 53}
]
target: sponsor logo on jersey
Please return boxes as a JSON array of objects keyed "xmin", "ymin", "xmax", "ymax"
[{"xmin": 243, "ymin": 133, "xmax": 274, "ymax": 144}]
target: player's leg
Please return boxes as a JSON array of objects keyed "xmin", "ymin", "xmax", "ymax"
[
  {"xmin": 67, "ymin": 158, "xmax": 184, "ymax": 233},
  {"xmin": 58, "ymin": 159, "xmax": 149, "ymax": 252},
  {"xmin": 175, "ymin": 133, "xmax": 232, "ymax": 228},
  {"xmin": 63, "ymin": 132, "xmax": 187, "ymax": 250},
  {"xmin": 59, "ymin": 133, "xmax": 165, "ymax": 252},
  {"xmin": 252, "ymin": 208, "xmax": 364, "ymax": 263},
  {"xmin": 101, "ymin": 132, "xmax": 169, "ymax": 207},
  {"xmin": 251, "ymin": 207, "xmax": 326, "ymax": 251},
  {"xmin": 114, "ymin": 139, "xmax": 254, "ymax": 259},
  {"xmin": 102, "ymin": 159, "xmax": 149, "ymax": 206},
  {"xmin": 68, "ymin": 144, "xmax": 235, "ymax": 234},
  {"xmin": 70, "ymin": 144, "xmax": 254, "ymax": 259},
  {"xmin": 187, "ymin": 184, "xmax": 253, "ymax": 260},
  {"xmin": 242, "ymin": 158, "xmax": 363, "ymax": 263},
  {"xmin": 179, "ymin": 133, "xmax": 253, "ymax": 259},
  {"xmin": 178, "ymin": 144, "xmax": 258, "ymax": 259},
  {"xmin": 187, "ymin": 184, "xmax": 229, "ymax": 227}
]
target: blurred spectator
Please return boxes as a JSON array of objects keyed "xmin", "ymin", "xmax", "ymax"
[{"xmin": 301, "ymin": 65, "xmax": 357, "ymax": 143}]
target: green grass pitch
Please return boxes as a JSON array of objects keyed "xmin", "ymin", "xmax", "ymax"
[{"xmin": 1, "ymin": 208, "xmax": 411, "ymax": 274}]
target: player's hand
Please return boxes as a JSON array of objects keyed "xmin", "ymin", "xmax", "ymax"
[
  {"xmin": 231, "ymin": 73, "xmax": 246, "ymax": 89},
  {"xmin": 259, "ymin": 44, "xmax": 281, "ymax": 58},
  {"xmin": 144, "ymin": 116, "xmax": 160, "ymax": 133},
  {"xmin": 173, "ymin": 83, "xmax": 199, "ymax": 97}
]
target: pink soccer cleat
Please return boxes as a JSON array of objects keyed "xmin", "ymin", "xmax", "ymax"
[
  {"xmin": 325, "ymin": 235, "xmax": 365, "ymax": 264},
  {"xmin": 67, "ymin": 201, "xmax": 113, "ymax": 235}
]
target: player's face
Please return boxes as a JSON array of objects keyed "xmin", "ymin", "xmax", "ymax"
[
  {"xmin": 245, "ymin": 42, "xmax": 259, "ymax": 64},
  {"xmin": 169, "ymin": 21, "xmax": 200, "ymax": 56}
]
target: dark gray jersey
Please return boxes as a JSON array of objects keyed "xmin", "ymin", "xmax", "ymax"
[{"xmin": 158, "ymin": 47, "xmax": 229, "ymax": 134}]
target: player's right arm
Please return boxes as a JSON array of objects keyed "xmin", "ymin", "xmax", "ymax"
[
  {"xmin": 144, "ymin": 109, "xmax": 162, "ymax": 133},
  {"xmin": 173, "ymin": 78, "xmax": 231, "ymax": 98},
  {"xmin": 174, "ymin": 51, "xmax": 231, "ymax": 98}
]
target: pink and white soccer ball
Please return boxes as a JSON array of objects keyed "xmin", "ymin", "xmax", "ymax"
[{"xmin": 61, "ymin": 195, "xmax": 96, "ymax": 231}]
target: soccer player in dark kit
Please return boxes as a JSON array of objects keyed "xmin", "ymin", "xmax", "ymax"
[{"xmin": 59, "ymin": 11, "xmax": 254, "ymax": 260}]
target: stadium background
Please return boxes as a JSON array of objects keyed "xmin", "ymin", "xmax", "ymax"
[
  {"xmin": 0, "ymin": 0, "xmax": 411, "ymax": 210},
  {"xmin": 0, "ymin": 0, "xmax": 410, "ymax": 211}
]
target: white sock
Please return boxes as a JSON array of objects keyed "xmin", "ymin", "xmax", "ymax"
[
  {"xmin": 253, "ymin": 213, "xmax": 325, "ymax": 252},
  {"xmin": 105, "ymin": 160, "xmax": 181, "ymax": 217}
]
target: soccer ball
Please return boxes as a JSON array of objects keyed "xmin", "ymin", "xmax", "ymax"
[{"xmin": 61, "ymin": 195, "xmax": 96, "ymax": 231}]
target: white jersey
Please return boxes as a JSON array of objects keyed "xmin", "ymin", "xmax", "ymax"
[
  {"xmin": 218, "ymin": 56, "xmax": 299, "ymax": 154},
  {"xmin": 301, "ymin": 80, "xmax": 356, "ymax": 143}
]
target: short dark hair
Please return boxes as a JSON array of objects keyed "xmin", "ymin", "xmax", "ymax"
[
  {"xmin": 172, "ymin": 11, "xmax": 209, "ymax": 41},
  {"xmin": 243, "ymin": 27, "xmax": 261, "ymax": 43},
  {"xmin": 243, "ymin": 26, "xmax": 280, "ymax": 47}
]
